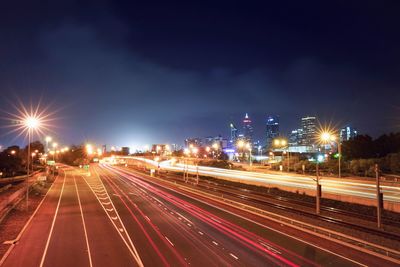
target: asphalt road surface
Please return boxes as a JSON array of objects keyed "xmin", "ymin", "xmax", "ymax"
[{"xmin": 1, "ymin": 164, "xmax": 395, "ymax": 267}]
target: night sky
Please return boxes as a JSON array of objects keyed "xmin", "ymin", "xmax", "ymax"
[{"xmin": 1, "ymin": 1, "xmax": 400, "ymax": 149}]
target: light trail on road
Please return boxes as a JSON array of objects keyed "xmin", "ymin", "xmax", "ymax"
[
  {"xmin": 124, "ymin": 157, "xmax": 400, "ymax": 203},
  {"xmin": 99, "ymin": 163, "xmax": 363, "ymax": 267}
]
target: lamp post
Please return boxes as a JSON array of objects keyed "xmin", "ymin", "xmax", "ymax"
[
  {"xmin": 52, "ymin": 142, "xmax": 58, "ymax": 161},
  {"xmin": 237, "ymin": 140, "xmax": 245, "ymax": 161},
  {"xmin": 245, "ymin": 142, "xmax": 252, "ymax": 166},
  {"xmin": 320, "ymin": 132, "xmax": 342, "ymax": 178},
  {"xmin": 23, "ymin": 116, "xmax": 40, "ymax": 210},
  {"xmin": 45, "ymin": 136, "xmax": 52, "ymax": 153},
  {"xmin": 273, "ymin": 138, "xmax": 290, "ymax": 172}
]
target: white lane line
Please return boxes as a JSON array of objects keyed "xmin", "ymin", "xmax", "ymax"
[
  {"xmin": 0, "ymin": 171, "xmax": 63, "ymax": 266},
  {"xmin": 74, "ymin": 176, "xmax": 93, "ymax": 267},
  {"xmin": 211, "ymin": 217, "xmax": 221, "ymax": 223},
  {"xmin": 198, "ymin": 231, "xmax": 204, "ymax": 235},
  {"xmin": 152, "ymin": 196, "xmax": 164, "ymax": 205},
  {"xmin": 229, "ymin": 253, "xmax": 239, "ymax": 260},
  {"xmin": 39, "ymin": 171, "xmax": 67, "ymax": 267},
  {"xmin": 165, "ymin": 236, "xmax": 174, "ymax": 247},
  {"xmin": 212, "ymin": 241, "xmax": 218, "ymax": 246},
  {"xmin": 175, "ymin": 211, "xmax": 193, "ymax": 224},
  {"xmin": 91, "ymin": 167, "xmax": 144, "ymax": 267},
  {"xmin": 260, "ymin": 242, "xmax": 281, "ymax": 255},
  {"xmin": 145, "ymin": 216, "xmax": 151, "ymax": 221}
]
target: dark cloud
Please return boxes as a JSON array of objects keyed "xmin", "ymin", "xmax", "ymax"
[{"xmin": 0, "ymin": 1, "xmax": 399, "ymax": 149}]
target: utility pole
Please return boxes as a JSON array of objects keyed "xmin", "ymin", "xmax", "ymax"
[
  {"xmin": 196, "ymin": 162, "xmax": 199, "ymax": 185},
  {"xmin": 316, "ymin": 162, "xmax": 321, "ymax": 215},
  {"xmin": 375, "ymin": 164, "xmax": 382, "ymax": 229},
  {"xmin": 26, "ymin": 129, "xmax": 31, "ymax": 211},
  {"xmin": 183, "ymin": 159, "xmax": 187, "ymax": 181},
  {"xmin": 338, "ymin": 142, "xmax": 342, "ymax": 178}
]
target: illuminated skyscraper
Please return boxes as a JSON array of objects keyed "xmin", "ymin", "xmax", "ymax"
[
  {"xmin": 229, "ymin": 123, "xmax": 238, "ymax": 144},
  {"xmin": 265, "ymin": 115, "xmax": 279, "ymax": 149},
  {"xmin": 242, "ymin": 113, "xmax": 253, "ymax": 142},
  {"xmin": 300, "ymin": 116, "xmax": 317, "ymax": 146},
  {"xmin": 340, "ymin": 126, "xmax": 358, "ymax": 141}
]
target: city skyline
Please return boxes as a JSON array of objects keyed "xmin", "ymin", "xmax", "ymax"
[
  {"xmin": 0, "ymin": 107, "xmax": 378, "ymax": 151},
  {"xmin": 0, "ymin": 1, "xmax": 399, "ymax": 148}
]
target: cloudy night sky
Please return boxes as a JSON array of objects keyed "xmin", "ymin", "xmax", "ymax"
[{"xmin": 1, "ymin": 1, "xmax": 400, "ymax": 149}]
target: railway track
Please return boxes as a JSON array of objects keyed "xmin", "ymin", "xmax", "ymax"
[{"xmin": 143, "ymin": 168, "xmax": 400, "ymax": 242}]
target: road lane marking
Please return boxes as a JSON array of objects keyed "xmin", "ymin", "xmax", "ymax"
[
  {"xmin": 260, "ymin": 242, "xmax": 281, "ymax": 255},
  {"xmin": 229, "ymin": 253, "xmax": 239, "ymax": 260},
  {"xmin": 212, "ymin": 241, "xmax": 219, "ymax": 246},
  {"xmin": 198, "ymin": 231, "xmax": 204, "ymax": 235},
  {"xmin": 211, "ymin": 217, "xmax": 221, "ymax": 223},
  {"xmin": 175, "ymin": 211, "xmax": 193, "ymax": 224},
  {"xmin": 89, "ymin": 167, "xmax": 144, "ymax": 267},
  {"xmin": 165, "ymin": 236, "xmax": 174, "ymax": 247},
  {"xmin": 39, "ymin": 171, "xmax": 67, "ymax": 267},
  {"xmin": 106, "ymin": 208, "xmax": 114, "ymax": 212},
  {"xmin": 74, "ymin": 176, "xmax": 93, "ymax": 267}
]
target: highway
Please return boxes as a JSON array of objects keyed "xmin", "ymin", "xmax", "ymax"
[
  {"xmin": 126, "ymin": 157, "xmax": 400, "ymax": 203},
  {"xmin": 1, "ymin": 163, "xmax": 396, "ymax": 266},
  {"xmin": 1, "ymin": 166, "xmax": 142, "ymax": 267}
]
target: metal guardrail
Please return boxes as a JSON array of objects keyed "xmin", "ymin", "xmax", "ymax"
[
  {"xmin": 0, "ymin": 171, "xmax": 42, "ymax": 222},
  {"xmin": 0, "ymin": 186, "xmax": 26, "ymax": 221},
  {"xmin": 0, "ymin": 171, "xmax": 41, "ymax": 185}
]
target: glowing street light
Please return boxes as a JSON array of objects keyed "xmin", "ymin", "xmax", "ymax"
[
  {"xmin": 183, "ymin": 148, "xmax": 190, "ymax": 156},
  {"xmin": 86, "ymin": 144, "xmax": 94, "ymax": 155},
  {"xmin": 237, "ymin": 140, "xmax": 245, "ymax": 148},
  {"xmin": 22, "ymin": 115, "xmax": 43, "ymax": 210},
  {"xmin": 319, "ymin": 131, "xmax": 342, "ymax": 178},
  {"xmin": 273, "ymin": 138, "xmax": 290, "ymax": 171}
]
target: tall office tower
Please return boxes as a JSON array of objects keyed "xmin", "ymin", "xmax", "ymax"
[
  {"xmin": 265, "ymin": 115, "xmax": 280, "ymax": 149},
  {"xmin": 340, "ymin": 126, "xmax": 358, "ymax": 141},
  {"xmin": 229, "ymin": 123, "xmax": 238, "ymax": 144},
  {"xmin": 242, "ymin": 113, "xmax": 254, "ymax": 142},
  {"xmin": 289, "ymin": 128, "xmax": 303, "ymax": 146},
  {"xmin": 301, "ymin": 116, "xmax": 317, "ymax": 146}
]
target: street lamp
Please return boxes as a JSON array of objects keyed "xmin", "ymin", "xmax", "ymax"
[
  {"xmin": 45, "ymin": 136, "xmax": 52, "ymax": 152},
  {"xmin": 52, "ymin": 142, "xmax": 58, "ymax": 161},
  {"xmin": 245, "ymin": 142, "xmax": 252, "ymax": 166},
  {"xmin": 273, "ymin": 138, "xmax": 290, "ymax": 172},
  {"xmin": 320, "ymin": 131, "xmax": 342, "ymax": 178},
  {"xmin": 23, "ymin": 115, "xmax": 41, "ymax": 210}
]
